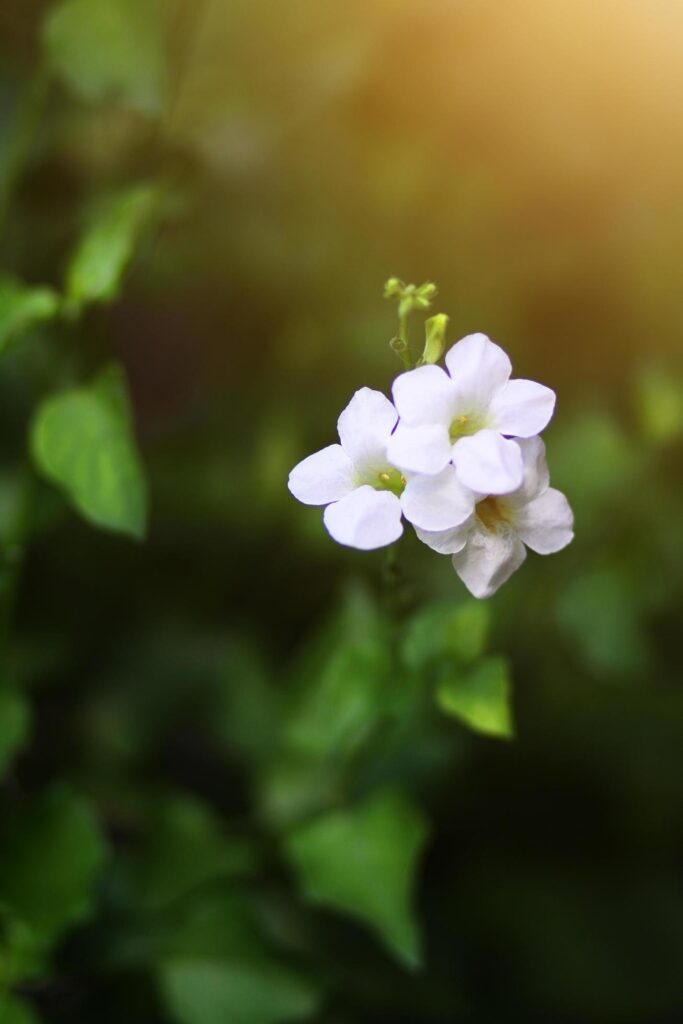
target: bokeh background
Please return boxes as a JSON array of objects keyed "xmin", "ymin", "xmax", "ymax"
[{"xmin": 1, "ymin": 1, "xmax": 683, "ymax": 1022}]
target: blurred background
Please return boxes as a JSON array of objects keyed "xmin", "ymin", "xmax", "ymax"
[{"xmin": 0, "ymin": 1, "xmax": 682, "ymax": 1022}]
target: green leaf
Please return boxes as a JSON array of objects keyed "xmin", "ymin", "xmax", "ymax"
[
  {"xmin": 66, "ymin": 184, "xmax": 161, "ymax": 309},
  {"xmin": 257, "ymin": 753, "xmax": 341, "ymax": 832},
  {"xmin": 635, "ymin": 365, "xmax": 683, "ymax": 443},
  {"xmin": 161, "ymin": 960, "xmax": 320, "ymax": 1024},
  {"xmin": 0, "ymin": 788, "xmax": 106, "ymax": 943},
  {"xmin": 0, "ymin": 688, "xmax": 30, "ymax": 779},
  {"xmin": 551, "ymin": 412, "xmax": 640, "ymax": 517},
  {"xmin": 285, "ymin": 640, "xmax": 389, "ymax": 760},
  {"xmin": 0, "ymin": 915, "xmax": 45, "ymax": 987},
  {"xmin": 556, "ymin": 568, "xmax": 649, "ymax": 676},
  {"xmin": 285, "ymin": 588, "xmax": 391, "ymax": 761},
  {"xmin": 123, "ymin": 796, "xmax": 256, "ymax": 911},
  {"xmin": 284, "ymin": 788, "xmax": 429, "ymax": 968},
  {"xmin": 102, "ymin": 883, "xmax": 266, "ymax": 973},
  {"xmin": 402, "ymin": 599, "xmax": 490, "ymax": 672},
  {"xmin": 43, "ymin": 0, "xmax": 167, "ymax": 115},
  {"xmin": 159, "ymin": 888, "xmax": 265, "ymax": 964},
  {"xmin": 436, "ymin": 656, "xmax": 514, "ymax": 739},
  {"xmin": 0, "ymin": 277, "xmax": 60, "ymax": 353},
  {"xmin": 30, "ymin": 364, "xmax": 148, "ymax": 539},
  {"xmin": 212, "ymin": 641, "xmax": 280, "ymax": 766},
  {"xmin": 0, "ymin": 994, "xmax": 41, "ymax": 1024}
]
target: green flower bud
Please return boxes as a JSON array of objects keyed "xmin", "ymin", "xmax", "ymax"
[
  {"xmin": 421, "ymin": 313, "xmax": 449, "ymax": 365},
  {"xmin": 383, "ymin": 277, "xmax": 403, "ymax": 299},
  {"xmin": 416, "ymin": 281, "xmax": 437, "ymax": 303}
]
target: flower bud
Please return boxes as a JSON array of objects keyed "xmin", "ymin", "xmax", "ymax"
[
  {"xmin": 416, "ymin": 281, "xmax": 437, "ymax": 305},
  {"xmin": 383, "ymin": 277, "xmax": 403, "ymax": 299},
  {"xmin": 421, "ymin": 313, "xmax": 449, "ymax": 365}
]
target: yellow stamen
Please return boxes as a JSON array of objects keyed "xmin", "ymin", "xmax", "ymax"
[
  {"xmin": 449, "ymin": 413, "xmax": 476, "ymax": 441},
  {"xmin": 476, "ymin": 496, "xmax": 509, "ymax": 533}
]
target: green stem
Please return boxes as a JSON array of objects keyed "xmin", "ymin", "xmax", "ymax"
[
  {"xmin": 381, "ymin": 543, "xmax": 412, "ymax": 628},
  {"xmin": 398, "ymin": 311, "xmax": 408, "ymax": 346},
  {"xmin": 395, "ymin": 312, "xmax": 412, "ymax": 370}
]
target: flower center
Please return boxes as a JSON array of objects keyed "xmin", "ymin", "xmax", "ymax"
[
  {"xmin": 449, "ymin": 412, "xmax": 483, "ymax": 441},
  {"xmin": 476, "ymin": 496, "xmax": 510, "ymax": 533},
  {"xmin": 375, "ymin": 467, "xmax": 406, "ymax": 497}
]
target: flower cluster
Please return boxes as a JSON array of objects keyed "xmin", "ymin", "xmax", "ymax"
[{"xmin": 288, "ymin": 332, "xmax": 573, "ymax": 598}]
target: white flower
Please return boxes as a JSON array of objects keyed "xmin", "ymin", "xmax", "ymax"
[
  {"xmin": 387, "ymin": 333, "xmax": 556, "ymax": 496},
  {"xmin": 415, "ymin": 437, "xmax": 574, "ymax": 598},
  {"xmin": 288, "ymin": 387, "xmax": 475, "ymax": 550}
]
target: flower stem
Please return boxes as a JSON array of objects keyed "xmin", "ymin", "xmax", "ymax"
[{"xmin": 381, "ymin": 543, "xmax": 413, "ymax": 627}]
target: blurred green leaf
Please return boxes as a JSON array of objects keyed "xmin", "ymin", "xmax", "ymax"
[
  {"xmin": 402, "ymin": 599, "xmax": 491, "ymax": 672},
  {"xmin": 105, "ymin": 883, "xmax": 266, "ymax": 972},
  {"xmin": 0, "ymin": 915, "xmax": 45, "ymax": 987},
  {"xmin": 65, "ymin": 184, "xmax": 161, "ymax": 309},
  {"xmin": 30, "ymin": 363, "xmax": 148, "ymax": 539},
  {"xmin": 0, "ymin": 688, "xmax": 30, "ymax": 779},
  {"xmin": 285, "ymin": 589, "xmax": 391, "ymax": 760},
  {"xmin": 0, "ymin": 277, "xmax": 60, "ymax": 353},
  {"xmin": 124, "ymin": 795, "xmax": 256, "ymax": 911},
  {"xmin": 635, "ymin": 366, "xmax": 683, "ymax": 443},
  {"xmin": 551, "ymin": 412, "xmax": 641, "ymax": 518},
  {"xmin": 557, "ymin": 568, "xmax": 650, "ymax": 676},
  {"xmin": 0, "ymin": 994, "xmax": 41, "ymax": 1024},
  {"xmin": 257, "ymin": 754, "xmax": 341, "ymax": 832},
  {"xmin": 158, "ymin": 888, "xmax": 265, "ymax": 964},
  {"xmin": 44, "ymin": 0, "xmax": 167, "ymax": 115},
  {"xmin": 436, "ymin": 656, "xmax": 514, "ymax": 739},
  {"xmin": 213, "ymin": 641, "xmax": 280, "ymax": 765},
  {"xmin": 0, "ymin": 788, "xmax": 106, "ymax": 943},
  {"xmin": 285, "ymin": 640, "xmax": 389, "ymax": 761},
  {"xmin": 161, "ymin": 959, "xmax": 320, "ymax": 1024},
  {"xmin": 284, "ymin": 787, "xmax": 429, "ymax": 968}
]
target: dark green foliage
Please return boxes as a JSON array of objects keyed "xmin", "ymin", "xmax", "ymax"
[
  {"xmin": 31, "ymin": 365, "xmax": 148, "ymax": 539},
  {"xmin": 285, "ymin": 788, "xmax": 429, "ymax": 968}
]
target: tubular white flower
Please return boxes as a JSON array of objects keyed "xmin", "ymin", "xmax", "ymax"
[
  {"xmin": 387, "ymin": 333, "xmax": 556, "ymax": 495},
  {"xmin": 415, "ymin": 437, "xmax": 573, "ymax": 598},
  {"xmin": 288, "ymin": 387, "xmax": 403, "ymax": 550},
  {"xmin": 289, "ymin": 386, "xmax": 478, "ymax": 549},
  {"xmin": 287, "ymin": 444, "xmax": 355, "ymax": 506},
  {"xmin": 401, "ymin": 466, "xmax": 474, "ymax": 533},
  {"xmin": 323, "ymin": 486, "xmax": 403, "ymax": 550}
]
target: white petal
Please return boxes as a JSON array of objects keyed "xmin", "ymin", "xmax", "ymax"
[
  {"xmin": 444, "ymin": 333, "xmax": 512, "ymax": 408},
  {"xmin": 513, "ymin": 436, "xmax": 550, "ymax": 503},
  {"xmin": 452, "ymin": 522, "xmax": 527, "ymax": 599},
  {"xmin": 337, "ymin": 387, "xmax": 398, "ymax": 473},
  {"xmin": 515, "ymin": 487, "xmax": 574, "ymax": 555},
  {"xmin": 452, "ymin": 430, "xmax": 524, "ymax": 495},
  {"xmin": 386, "ymin": 422, "xmax": 451, "ymax": 476},
  {"xmin": 323, "ymin": 486, "xmax": 403, "ymax": 550},
  {"xmin": 415, "ymin": 518, "xmax": 473, "ymax": 555},
  {"xmin": 391, "ymin": 365, "xmax": 456, "ymax": 427},
  {"xmin": 288, "ymin": 444, "xmax": 355, "ymax": 505},
  {"xmin": 401, "ymin": 466, "xmax": 475, "ymax": 532},
  {"xmin": 488, "ymin": 378, "xmax": 556, "ymax": 438}
]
